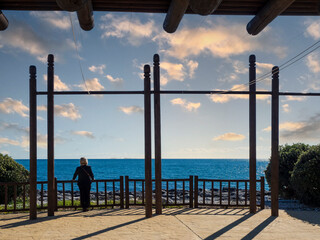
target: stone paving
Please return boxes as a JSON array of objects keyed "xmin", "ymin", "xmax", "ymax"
[{"xmin": 0, "ymin": 208, "xmax": 319, "ymax": 239}]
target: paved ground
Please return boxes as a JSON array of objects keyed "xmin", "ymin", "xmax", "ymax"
[{"xmin": 0, "ymin": 208, "xmax": 319, "ymax": 239}]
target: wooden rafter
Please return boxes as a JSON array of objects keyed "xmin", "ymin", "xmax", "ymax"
[
  {"xmin": 247, "ymin": 0, "xmax": 296, "ymax": 35},
  {"xmin": 0, "ymin": 1, "xmax": 319, "ymax": 33}
]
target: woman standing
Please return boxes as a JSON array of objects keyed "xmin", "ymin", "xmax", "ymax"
[{"xmin": 73, "ymin": 157, "xmax": 94, "ymax": 211}]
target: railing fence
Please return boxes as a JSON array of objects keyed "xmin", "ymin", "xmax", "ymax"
[{"xmin": 0, "ymin": 176, "xmax": 265, "ymax": 213}]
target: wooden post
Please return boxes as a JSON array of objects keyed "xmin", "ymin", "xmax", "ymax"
[
  {"xmin": 29, "ymin": 65, "xmax": 37, "ymax": 220},
  {"xmin": 47, "ymin": 54, "xmax": 55, "ymax": 216},
  {"xmin": 144, "ymin": 65, "xmax": 152, "ymax": 218},
  {"xmin": 249, "ymin": 55, "xmax": 257, "ymax": 213},
  {"xmin": 271, "ymin": 66, "xmax": 279, "ymax": 217},
  {"xmin": 189, "ymin": 175, "xmax": 193, "ymax": 208},
  {"xmin": 153, "ymin": 54, "xmax": 162, "ymax": 215}
]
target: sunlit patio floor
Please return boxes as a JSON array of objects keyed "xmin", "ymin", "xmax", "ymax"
[{"xmin": 1, "ymin": 208, "xmax": 319, "ymax": 239}]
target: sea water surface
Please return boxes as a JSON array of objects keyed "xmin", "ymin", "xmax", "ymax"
[{"xmin": 16, "ymin": 159, "xmax": 269, "ymax": 190}]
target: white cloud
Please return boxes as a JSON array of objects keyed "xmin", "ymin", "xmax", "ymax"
[
  {"xmin": 263, "ymin": 122, "xmax": 306, "ymax": 132},
  {"xmin": 283, "ymin": 96, "xmax": 306, "ymax": 102},
  {"xmin": 43, "ymin": 74, "xmax": 70, "ymax": 91},
  {"xmin": 71, "ymin": 131, "xmax": 95, "ymax": 139},
  {"xmin": 105, "ymin": 75, "xmax": 124, "ymax": 84},
  {"xmin": 77, "ymin": 78, "xmax": 105, "ymax": 91},
  {"xmin": 0, "ymin": 21, "xmax": 49, "ymax": 61},
  {"xmin": 208, "ymin": 84, "xmax": 269, "ymax": 103},
  {"xmin": 232, "ymin": 60, "xmax": 248, "ymax": 74},
  {"xmin": 256, "ymin": 62, "xmax": 273, "ymax": 74},
  {"xmin": 0, "ymin": 98, "xmax": 29, "ymax": 117},
  {"xmin": 30, "ymin": 11, "xmax": 71, "ymax": 30},
  {"xmin": 89, "ymin": 64, "xmax": 106, "ymax": 75},
  {"xmin": 306, "ymin": 52, "xmax": 320, "ymax": 73},
  {"xmin": 187, "ymin": 60, "xmax": 199, "ymax": 78},
  {"xmin": 170, "ymin": 98, "xmax": 201, "ymax": 112},
  {"xmin": 100, "ymin": 14, "xmax": 156, "ymax": 46},
  {"xmin": 213, "ymin": 133, "xmax": 245, "ymax": 141},
  {"xmin": 39, "ymin": 103, "xmax": 81, "ymax": 120},
  {"xmin": 282, "ymin": 104, "xmax": 290, "ymax": 113},
  {"xmin": 153, "ymin": 20, "xmax": 286, "ymax": 60},
  {"xmin": 305, "ymin": 19, "xmax": 320, "ymax": 40},
  {"xmin": 20, "ymin": 134, "xmax": 64, "ymax": 149},
  {"xmin": 55, "ymin": 103, "xmax": 81, "ymax": 120},
  {"xmin": 118, "ymin": 106, "xmax": 143, "ymax": 115},
  {"xmin": 0, "ymin": 137, "xmax": 20, "ymax": 146},
  {"xmin": 161, "ymin": 62, "xmax": 185, "ymax": 82}
]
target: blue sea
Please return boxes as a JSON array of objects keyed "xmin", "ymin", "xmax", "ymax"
[{"xmin": 16, "ymin": 159, "xmax": 269, "ymax": 190}]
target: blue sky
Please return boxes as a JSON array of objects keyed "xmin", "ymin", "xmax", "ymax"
[{"xmin": 0, "ymin": 11, "xmax": 320, "ymax": 159}]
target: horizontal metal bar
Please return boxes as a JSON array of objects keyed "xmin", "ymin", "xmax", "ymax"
[
  {"xmin": 36, "ymin": 91, "xmax": 144, "ymax": 95},
  {"xmin": 36, "ymin": 90, "xmax": 320, "ymax": 96},
  {"xmin": 279, "ymin": 92, "xmax": 320, "ymax": 96}
]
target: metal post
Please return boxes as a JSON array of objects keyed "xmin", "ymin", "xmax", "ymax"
[
  {"xmin": 47, "ymin": 54, "xmax": 55, "ymax": 216},
  {"xmin": 194, "ymin": 176, "xmax": 198, "ymax": 208},
  {"xmin": 271, "ymin": 66, "xmax": 279, "ymax": 217},
  {"xmin": 144, "ymin": 65, "xmax": 152, "ymax": 218},
  {"xmin": 120, "ymin": 176, "xmax": 124, "ymax": 209},
  {"xmin": 261, "ymin": 176, "xmax": 265, "ymax": 209},
  {"xmin": 249, "ymin": 55, "xmax": 257, "ymax": 213},
  {"xmin": 189, "ymin": 175, "xmax": 193, "ymax": 208},
  {"xmin": 29, "ymin": 65, "xmax": 37, "ymax": 220},
  {"xmin": 153, "ymin": 54, "xmax": 162, "ymax": 215},
  {"xmin": 125, "ymin": 176, "xmax": 129, "ymax": 209}
]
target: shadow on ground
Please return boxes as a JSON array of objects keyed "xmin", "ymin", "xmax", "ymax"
[{"xmin": 285, "ymin": 210, "xmax": 320, "ymax": 226}]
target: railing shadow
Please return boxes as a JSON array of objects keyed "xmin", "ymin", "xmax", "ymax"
[
  {"xmin": 163, "ymin": 207, "xmax": 249, "ymax": 216},
  {"xmin": 0, "ymin": 211, "xmax": 81, "ymax": 229},
  {"xmin": 71, "ymin": 217, "xmax": 146, "ymax": 240}
]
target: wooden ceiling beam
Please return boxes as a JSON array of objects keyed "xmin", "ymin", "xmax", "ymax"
[
  {"xmin": 55, "ymin": 0, "xmax": 94, "ymax": 31},
  {"xmin": 77, "ymin": 0, "xmax": 94, "ymax": 31},
  {"xmin": 189, "ymin": 0, "xmax": 222, "ymax": 16},
  {"xmin": 247, "ymin": 0, "xmax": 296, "ymax": 35},
  {"xmin": 0, "ymin": 10, "xmax": 9, "ymax": 30},
  {"xmin": 163, "ymin": 0, "xmax": 189, "ymax": 33}
]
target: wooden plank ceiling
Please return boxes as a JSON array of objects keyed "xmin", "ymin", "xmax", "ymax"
[
  {"xmin": 0, "ymin": 0, "xmax": 319, "ymax": 15},
  {"xmin": 1, "ymin": 0, "xmax": 320, "ymax": 34}
]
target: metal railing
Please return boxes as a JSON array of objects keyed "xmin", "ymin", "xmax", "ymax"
[{"xmin": 0, "ymin": 176, "xmax": 265, "ymax": 213}]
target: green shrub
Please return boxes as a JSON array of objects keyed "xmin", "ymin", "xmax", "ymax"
[
  {"xmin": 0, "ymin": 153, "xmax": 29, "ymax": 203},
  {"xmin": 265, "ymin": 143, "xmax": 309, "ymax": 198},
  {"xmin": 290, "ymin": 145, "xmax": 320, "ymax": 206}
]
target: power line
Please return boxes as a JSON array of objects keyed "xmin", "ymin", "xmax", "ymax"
[
  {"xmin": 214, "ymin": 39, "xmax": 320, "ymax": 95},
  {"xmin": 69, "ymin": 13, "xmax": 90, "ymax": 94}
]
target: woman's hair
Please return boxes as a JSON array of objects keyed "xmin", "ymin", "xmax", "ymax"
[{"xmin": 80, "ymin": 157, "xmax": 88, "ymax": 166}]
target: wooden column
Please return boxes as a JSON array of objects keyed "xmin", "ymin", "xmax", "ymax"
[
  {"xmin": 29, "ymin": 65, "xmax": 37, "ymax": 220},
  {"xmin": 144, "ymin": 65, "xmax": 152, "ymax": 218},
  {"xmin": 249, "ymin": 55, "xmax": 257, "ymax": 213},
  {"xmin": 47, "ymin": 54, "xmax": 55, "ymax": 216},
  {"xmin": 271, "ymin": 66, "xmax": 279, "ymax": 217},
  {"xmin": 153, "ymin": 54, "xmax": 162, "ymax": 215}
]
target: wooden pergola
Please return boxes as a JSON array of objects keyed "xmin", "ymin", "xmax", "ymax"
[
  {"xmin": 2, "ymin": 0, "xmax": 319, "ymax": 220},
  {"xmin": 1, "ymin": 0, "xmax": 320, "ymax": 33}
]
